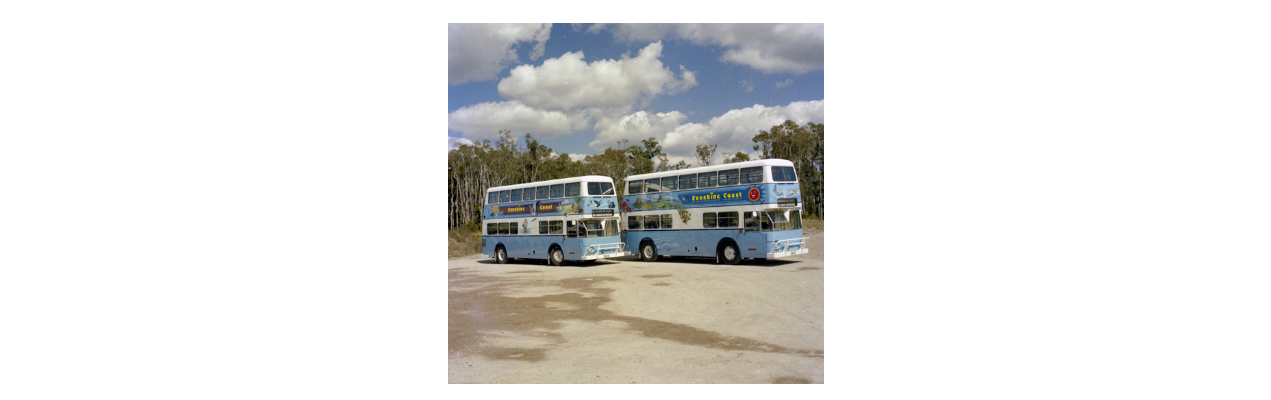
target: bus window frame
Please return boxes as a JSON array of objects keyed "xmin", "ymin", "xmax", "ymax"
[{"xmin": 698, "ymin": 171, "xmax": 717, "ymax": 188}]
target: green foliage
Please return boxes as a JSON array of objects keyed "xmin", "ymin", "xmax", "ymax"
[{"xmin": 694, "ymin": 144, "xmax": 718, "ymax": 167}]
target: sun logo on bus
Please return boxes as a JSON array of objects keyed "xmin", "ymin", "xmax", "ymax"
[{"xmin": 748, "ymin": 187, "xmax": 761, "ymax": 202}]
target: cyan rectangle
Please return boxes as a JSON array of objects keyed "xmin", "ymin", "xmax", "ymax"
[{"xmin": 823, "ymin": 220, "xmax": 1271, "ymax": 276}]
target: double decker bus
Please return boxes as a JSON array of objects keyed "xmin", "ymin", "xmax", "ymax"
[
  {"xmin": 621, "ymin": 159, "xmax": 809, "ymax": 264},
  {"xmin": 482, "ymin": 176, "xmax": 627, "ymax": 266}
]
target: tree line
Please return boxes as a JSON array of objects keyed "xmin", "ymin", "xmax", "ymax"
[{"xmin": 447, "ymin": 121, "xmax": 824, "ymax": 228}]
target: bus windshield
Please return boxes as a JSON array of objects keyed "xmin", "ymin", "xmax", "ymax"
[{"xmin": 579, "ymin": 219, "xmax": 618, "ymax": 238}]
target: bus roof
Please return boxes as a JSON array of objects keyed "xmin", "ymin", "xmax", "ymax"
[
  {"xmin": 624, "ymin": 159, "xmax": 795, "ymax": 182},
  {"xmin": 486, "ymin": 175, "xmax": 615, "ymax": 193}
]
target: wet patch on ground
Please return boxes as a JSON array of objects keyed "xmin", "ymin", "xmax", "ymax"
[
  {"xmin": 449, "ymin": 268, "xmax": 823, "ymax": 363},
  {"xmin": 506, "ymin": 270, "xmax": 544, "ymax": 274},
  {"xmin": 796, "ymin": 267, "xmax": 822, "ymax": 271},
  {"xmin": 772, "ymin": 376, "xmax": 811, "ymax": 384},
  {"xmin": 641, "ymin": 274, "xmax": 672, "ymax": 279}
]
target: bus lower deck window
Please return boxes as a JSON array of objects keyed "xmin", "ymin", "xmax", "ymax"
[
  {"xmin": 509, "ymin": 222, "xmax": 518, "ymax": 235},
  {"xmin": 566, "ymin": 220, "xmax": 578, "ymax": 238},
  {"xmin": 539, "ymin": 221, "xmax": 549, "ymax": 234},
  {"xmin": 718, "ymin": 212, "xmax": 738, "ymax": 228},
  {"xmin": 549, "ymin": 220, "xmax": 563, "ymax": 234},
  {"xmin": 628, "ymin": 216, "xmax": 641, "ymax": 230},
  {"xmin": 661, "ymin": 214, "xmax": 672, "ymax": 229},
  {"xmin": 743, "ymin": 212, "xmax": 758, "ymax": 232},
  {"xmin": 498, "ymin": 222, "xmax": 509, "ymax": 235},
  {"xmin": 487, "ymin": 223, "xmax": 497, "ymax": 235},
  {"xmin": 644, "ymin": 216, "xmax": 659, "ymax": 229},
  {"xmin": 703, "ymin": 212, "xmax": 717, "ymax": 228}
]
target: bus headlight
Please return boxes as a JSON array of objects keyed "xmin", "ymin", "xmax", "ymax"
[{"xmin": 587, "ymin": 245, "xmax": 596, "ymax": 254}]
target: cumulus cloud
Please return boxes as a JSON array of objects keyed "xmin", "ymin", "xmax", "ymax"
[
  {"xmin": 448, "ymin": 23, "xmax": 552, "ymax": 85},
  {"xmin": 661, "ymin": 100, "xmax": 824, "ymax": 157},
  {"xmin": 584, "ymin": 100, "xmax": 824, "ymax": 160},
  {"xmin": 589, "ymin": 110, "xmax": 689, "ymax": 150},
  {"xmin": 496, "ymin": 41, "xmax": 698, "ymax": 113},
  {"xmin": 775, "ymin": 79, "xmax": 794, "ymax": 88},
  {"xmin": 448, "ymin": 136, "xmax": 474, "ymax": 150},
  {"xmin": 602, "ymin": 23, "xmax": 823, "ymax": 75},
  {"xmin": 447, "ymin": 101, "xmax": 581, "ymax": 141}
]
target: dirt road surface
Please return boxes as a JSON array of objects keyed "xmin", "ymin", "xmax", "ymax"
[{"xmin": 448, "ymin": 231, "xmax": 824, "ymax": 384}]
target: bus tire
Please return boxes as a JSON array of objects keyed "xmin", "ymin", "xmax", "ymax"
[
  {"xmin": 720, "ymin": 242, "xmax": 741, "ymax": 265},
  {"xmin": 640, "ymin": 241, "xmax": 659, "ymax": 262},
  {"xmin": 549, "ymin": 247, "xmax": 565, "ymax": 267},
  {"xmin": 496, "ymin": 245, "xmax": 508, "ymax": 264}
]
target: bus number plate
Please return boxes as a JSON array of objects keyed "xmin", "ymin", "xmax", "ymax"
[
  {"xmin": 778, "ymin": 198, "xmax": 797, "ymax": 207},
  {"xmin": 592, "ymin": 209, "xmax": 614, "ymax": 217}
]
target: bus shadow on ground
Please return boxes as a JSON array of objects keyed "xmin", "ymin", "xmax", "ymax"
[
  {"xmin": 474, "ymin": 258, "xmax": 615, "ymax": 268},
  {"xmin": 653, "ymin": 256, "xmax": 802, "ymax": 268},
  {"xmin": 473, "ymin": 257, "xmax": 800, "ymax": 268}
]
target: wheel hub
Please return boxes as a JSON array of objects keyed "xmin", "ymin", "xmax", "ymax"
[{"xmin": 724, "ymin": 246, "xmax": 736, "ymax": 260}]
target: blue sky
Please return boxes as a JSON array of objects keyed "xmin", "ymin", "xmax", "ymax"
[{"xmin": 448, "ymin": 23, "xmax": 824, "ymax": 164}]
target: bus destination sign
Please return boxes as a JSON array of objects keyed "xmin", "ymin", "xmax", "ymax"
[
  {"xmin": 778, "ymin": 197, "xmax": 797, "ymax": 207},
  {"xmin": 591, "ymin": 209, "xmax": 614, "ymax": 217}
]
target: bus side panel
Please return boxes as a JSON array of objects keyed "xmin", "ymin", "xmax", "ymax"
[
  {"xmin": 483, "ymin": 236, "xmax": 560, "ymax": 260},
  {"xmin": 626, "ymin": 229, "xmax": 806, "ymax": 259}
]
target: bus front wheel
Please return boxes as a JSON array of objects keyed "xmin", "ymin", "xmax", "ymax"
[
  {"xmin": 640, "ymin": 242, "xmax": 659, "ymax": 262},
  {"xmin": 721, "ymin": 243, "xmax": 741, "ymax": 265},
  {"xmin": 549, "ymin": 247, "xmax": 565, "ymax": 266},
  {"xmin": 496, "ymin": 246, "xmax": 508, "ymax": 264}
]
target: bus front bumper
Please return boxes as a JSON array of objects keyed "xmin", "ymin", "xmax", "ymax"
[
  {"xmin": 766, "ymin": 248, "xmax": 809, "ymax": 258},
  {"xmin": 580, "ymin": 251, "xmax": 628, "ymax": 260}
]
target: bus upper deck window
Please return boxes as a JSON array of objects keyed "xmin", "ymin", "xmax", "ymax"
[
  {"xmin": 537, "ymin": 186, "xmax": 549, "ymax": 199},
  {"xmin": 644, "ymin": 179, "xmax": 659, "ymax": 193},
  {"xmin": 661, "ymin": 177, "xmax": 677, "ymax": 191},
  {"xmin": 629, "ymin": 180, "xmax": 643, "ymax": 194},
  {"xmin": 522, "ymin": 187, "xmax": 535, "ymax": 201},
  {"xmin": 678, "ymin": 174, "xmax": 697, "ymax": 190},
  {"xmin": 550, "ymin": 184, "xmax": 564, "ymax": 198},
  {"xmin": 500, "ymin": 190, "xmax": 511, "ymax": 203},
  {"xmin": 587, "ymin": 182, "xmax": 600, "ymax": 196},
  {"xmin": 488, "ymin": 192, "xmax": 498, "ymax": 204},
  {"xmin": 565, "ymin": 182, "xmax": 581, "ymax": 197},
  {"xmin": 510, "ymin": 189, "xmax": 522, "ymax": 202},
  {"xmin": 741, "ymin": 167, "xmax": 763, "ymax": 184},
  {"xmin": 600, "ymin": 182, "xmax": 613, "ymax": 195},
  {"xmin": 698, "ymin": 171, "xmax": 717, "ymax": 188},
  {"xmin": 718, "ymin": 170, "xmax": 739, "ymax": 186}
]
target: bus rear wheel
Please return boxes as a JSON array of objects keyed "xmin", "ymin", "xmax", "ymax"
[
  {"xmin": 549, "ymin": 247, "xmax": 565, "ymax": 266},
  {"xmin": 640, "ymin": 242, "xmax": 659, "ymax": 262},
  {"xmin": 496, "ymin": 246, "xmax": 508, "ymax": 264},
  {"xmin": 721, "ymin": 243, "xmax": 741, "ymax": 265}
]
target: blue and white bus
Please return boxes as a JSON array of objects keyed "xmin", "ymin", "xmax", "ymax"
[
  {"xmin": 621, "ymin": 159, "xmax": 809, "ymax": 264},
  {"xmin": 482, "ymin": 176, "xmax": 628, "ymax": 266}
]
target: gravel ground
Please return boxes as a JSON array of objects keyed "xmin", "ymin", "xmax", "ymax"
[{"xmin": 448, "ymin": 231, "xmax": 824, "ymax": 384}]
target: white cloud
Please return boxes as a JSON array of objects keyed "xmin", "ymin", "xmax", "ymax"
[
  {"xmin": 447, "ymin": 136, "xmax": 474, "ymax": 150},
  {"xmin": 603, "ymin": 23, "xmax": 823, "ymax": 75},
  {"xmin": 447, "ymin": 101, "xmax": 579, "ymax": 141},
  {"xmin": 775, "ymin": 79, "xmax": 794, "ymax": 88},
  {"xmin": 661, "ymin": 100, "xmax": 825, "ymax": 157},
  {"xmin": 448, "ymin": 23, "xmax": 552, "ymax": 85},
  {"xmin": 496, "ymin": 41, "xmax": 698, "ymax": 113},
  {"xmin": 589, "ymin": 110, "xmax": 689, "ymax": 150},
  {"xmin": 567, "ymin": 153, "xmax": 588, "ymax": 162}
]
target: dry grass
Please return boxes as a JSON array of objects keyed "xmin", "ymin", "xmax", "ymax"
[
  {"xmin": 801, "ymin": 215, "xmax": 823, "ymax": 233},
  {"xmin": 448, "ymin": 222, "xmax": 484, "ymax": 259}
]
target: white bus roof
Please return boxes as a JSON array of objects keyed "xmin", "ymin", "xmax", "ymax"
[
  {"xmin": 625, "ymin": 159, "xmax": 794, "ymax": 182},
  {"xmin": 486, "ymin": 175, "xmax": 615, "ymax": 193}
]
